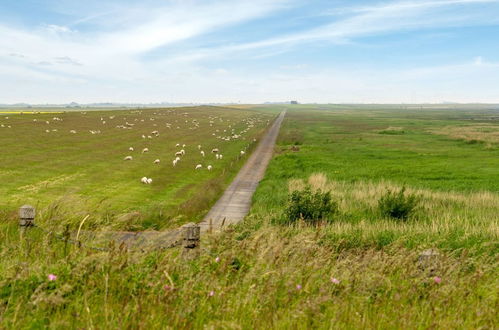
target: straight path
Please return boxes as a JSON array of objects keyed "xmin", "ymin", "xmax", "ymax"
[{"xmin": 199, "ymin": 110, "xmax": 286, "ymax": 232}]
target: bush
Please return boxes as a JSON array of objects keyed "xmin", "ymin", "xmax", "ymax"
[
  {"xmin": 378, "ymin": 187, "xmax": 420, "ymax": 220},
  {"xmin": 285, "ymin": 186, "xmax": 338, "ymax": 224}
]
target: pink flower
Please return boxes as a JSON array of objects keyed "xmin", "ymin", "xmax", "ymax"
[
  {"xmin": 47, "ymin": 274, "xmax": 57, "ymax": 281},
  {"xmin": 330, "ymin": 277, "xmax": 340, "ymax": 285},
  {"xmin": 209, "ymin": 290, "xmax": 215, "ymax": 297},
  {"xmin": 164, "ymin": 285, "xmax": 172, "ymax": 291},
  {"xmin": 296, "ymin": 284, "xmax": 302, "ymax": 290},
  {"xmin": 434, "ymin": 276, "xmax": 442, "ymax": 284},
  {"xmin": 215, "ymin": 257, "xmax": 220, "ymax": 263}
]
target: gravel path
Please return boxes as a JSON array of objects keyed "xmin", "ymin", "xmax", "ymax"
[{"xmin": 199, "ymin": 110, "xmax": 286, "ymax": 232}]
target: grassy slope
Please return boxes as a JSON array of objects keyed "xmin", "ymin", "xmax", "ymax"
[
  {"xmin": 0, "ymin": 106, "xmax": 274, "ymax": 230},
  {"xmin": 0, "ymin": 105, "xmax": 497, "ymax": 328}
]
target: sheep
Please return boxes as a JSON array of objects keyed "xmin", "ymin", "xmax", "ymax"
[
  {"xmin": 153, "ymin": 159, "xmax": 160, "ymax": 164},
  {"xmin": 180, "ymin": 149, "xmax": 185, "ymax": 156},
  {"xmin": 207, "ymin": 165, "xmax": 213, "ymax": 171},
  {"xmin": 147, "ymin": 178, "xmax": 153, "ymax": 184},
  {"xmin": 70, "ymin": 130, "xmax": 77, "ymax": 134},
  {"xmin": 195, "ymin": 164, "xmax": 202, "ymax": 170},
  {"xmin": 142, "ymin": 135, "xmax": 146, "ymax": 139},
  {"xmin": 198, "ymin": 145, "xmax": 202, "ymax": 150},
  {"xmin": 175, "ymin": 157, "xmax": 181, "ymax": 162},
  {"xmin": 141, "ymin": 177, "xmax": 148, "ymax": 184},
  {"xmin": 211, "ymin": 148, "xmax": 219, "ymax": 153},
  {"xmin": 240, "ymin": 151, "xmax": 245, "ymax": 155},
  {"xmin": 176, "ymin": 143, "xmax": 180, "ymax": 147},
  {"xmin": 182, "ymin": 144, "xmax": 186, "ymax": 148},
  {"xmin": 142, "ymin": 148, "xmax": 149, "ymax": 153},
  {"xmin": 173, "ymin": 159, "xmax": 177, "ymax": 167},
  {"xmin": 200, "ymin": 151, "xmax": 205, "ymax": 157},
  {"xmin": 219, "ymin": 154, "xmax": 223, "ymax": 159},
  {"xmin": 129, "ymin": 147, "xmax": 134, "ymax": 151},
  {"xmin": 124, "ymin": 156, "xmax": 133, "ymax": 161},
  {"xmin": 215, "ymin": 154, "xmax": 219, "ymax": 160},
  {"xmin": 147, "ymin": 135, "xmax": 152, "ymax": 139},
  {"xmin": 175, "ymin": 151, "xmax": 183, "ymax": 157}
]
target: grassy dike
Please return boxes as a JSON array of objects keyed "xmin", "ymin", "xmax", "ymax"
[{"xmin": 1, "ymin": 105, "xmax": 498, "ymax": 328}]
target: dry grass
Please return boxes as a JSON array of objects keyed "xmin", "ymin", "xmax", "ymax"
[{"xmin": 430, "ymin": 124, "xmax": 499, "ymax": 144}]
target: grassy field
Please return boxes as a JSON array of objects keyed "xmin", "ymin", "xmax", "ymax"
[
  {"xmin": 0, "ymin": 106, "xmax": 274, "ymax": 230},
  {"xmin": 0, "ymin": 105, "xmax": 498, "ymax": 328}
]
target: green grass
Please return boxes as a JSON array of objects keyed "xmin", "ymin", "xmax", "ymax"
[
  {"xmin": 0, "ymin": 105, "xmax": 498, "ymax": 328},
  {"xmin": 0, "ymin": 106, "xmax": 274, "ymax": 230}
]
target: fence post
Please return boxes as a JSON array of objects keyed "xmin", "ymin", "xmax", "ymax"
[
  {"xmin": 182, "ymin": 223, "xmax": 200, "ymax": 258},
  {"xmin": 19, "ymin": 205, "xmax": 35, "ymax": 227}
]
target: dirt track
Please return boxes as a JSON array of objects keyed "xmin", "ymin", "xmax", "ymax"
[{"xmin": 199, "ymin": 110, "xmax": 286, "ymax": 231}]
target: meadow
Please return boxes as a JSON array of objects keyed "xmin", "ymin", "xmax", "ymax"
[
  {"xmin": 0, "ymin": 105, "xmax": 497, "ymax": 328},
  {"xmin": 0, "ymin": 106, "xmax": 274, "ymax": 230}
]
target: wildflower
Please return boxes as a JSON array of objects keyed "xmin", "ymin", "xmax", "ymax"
[
  {"xmin": 209, "ymin": 290, "xmax": 215, "ymax": 297},
  {"xmin": 331, "ymin": 277, "xmax": 340, "ymax": 284},
  {"xmin": 48, "ymin": 274, "xmax": 57, "ymax": 281},
  {"xmin": 215, "ymin": 257, "xmax": 220, "ymax": 263},
  {"xmin": 164, "ymin": 285, "xmax": 172, "ymax": 291},
  {"xmin": 434, "ymin": 276, "xmax": 442, "ymax": 284},
  {"xmin": 296, "ymin": 284, "xmax": 302, "ymax": 290}
]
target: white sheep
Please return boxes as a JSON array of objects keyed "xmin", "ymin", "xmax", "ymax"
[
  {"xmin": 195, "ymin": 164, "xmax": 202, "ymax": 170},
  {"xmin": 153, "ymin": 159, "xmax": 160, "ymax": 164},
  {"xmin": 215, "ymin": 154, "xmax": 220, "ymax": 160},
  {"xmin": 212, "ymin": 148, "xmax": 219, "ymax": 153},
  {"xmin": 70, "ymin": 130, "xmax": 76, "ymax": 134},
  {"xmin": 175, "ymin": 151, "xmax": 183, "ymax": 157},
  {"xmin": 124, "ymin": 156, "xmax": 133, "ymax": 161},
  {"xmin": 146, "ymin": 178, "xmax": 153, "ymax": 184},
  {"xmin": 142, "ymin": 148, "xmax": 149, "ymax": 153},
  {"xmin": 219, "ymin": 154, "xmax": 223, "ymax": 159},
  {"xmin": 142, "ymin": 135, "xmax": 146, "ymax": 139},
  {"xmin": 176, "ymin": 143, "xmax": 180, "ymax": 147},
  {"xmin": 141, "ymin": 177, "xmax": 148, "ymax": 184},
  {"xmin": 240, "ymin": 151, "xmax": 245, "ymax": 155},
  {"xmin": 175, "ymin": 157, "xmax": 181, "ymax": 162},
  {"xmin": 207, "ymin": 165, "xmax": 213, "ymax": 171},
  {"xmin": 129, "ymin": 147, "xmax": 134, "ymax": 151},
  {"xmin": 173, "ymin": 159, "xmax": 177, "ymax": 167},
  {"xmin": 201, "ymin": 151, "xmax": 205, "ymax": 157},
  {"xmin": 180, "ymin": 149, "xmax": 185, "ymax": 155},
  {"xmin": 198, "ymin": 145, "xmax": 202, "ymax": 149},
  {"xmin": 182, "ymin": 144, "xmax": 186, "ymax": 148}
]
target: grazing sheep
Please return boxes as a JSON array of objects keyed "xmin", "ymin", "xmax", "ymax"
[
  {"xmin": 147, "ymin": 178, "xmax": 153, "ymax": 184},
  {"xmin": 124, "ymin": 156, "xmax": 133, "ymax": 161},
  {"xmin": 147, "ymin": 135, "xmax": 152, "ymax": 139},
  {"xmin": 182, "ymin": 144, "xmax": 186, "ymax": 148},
  {"xmin": 142, "ymin": 148, "xmax": 149, "ymax": 153},
  {"xmin": 240, "ymin": 151, "xmax": 245, "ymax": 155},
  {"xmin": 198, "ymin": 145, "xmax": 202, "ymax": 149},
  {"xmin": 153, "ymin": 159, "xmax": 160, "ymax": 164},
  {"xmin": 141, "ymin": 177, "xmax": 148, "ymax": 184},
  {"xmin": 219, "ymin": 154, "xmax": 223, "ymax": 159},
  {"xmin": 195, "ymin": 164, "xmax": 202, "ymax": 170},
  {"xmin": 207, "ymin": 165, "xmax": 213, "ymax": 171},
  {"xmin": 70, "ymin": 130, "xmax": 76, "ymax": 134},
  {"xmin": 176, "ymin": 143, "xmax": 180, "ymax": 147},
  {"xmin": 180, "ymin": 149, "xmax": 185, "ymax": 156},
  {"xmin": 201, "ymin": 151, "xmax": 205, "ymax": 157},
  {"xmin": 142, "ymin": 135, "xmax": 146, "ymax": 139},
  {"xmin": 211, "ymin": 148, "xmax": 219, "ymax": 153},
  {"xmin": 173, "ymin": 159, "xmax": 177, "ymax": 167},
  {"xmin": 175, "ymin": 157, "xmax": 180, "ymax": 161},
  {"xmin": 129, "ymin": 147, "xmax": 134, "ymax": 151},
  {"xmin": 215, "ymin": 154, "xmax": 220, "ymax": 160}
]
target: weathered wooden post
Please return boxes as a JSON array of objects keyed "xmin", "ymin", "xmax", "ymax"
[
  {"xmin": 19, "ymin": 205, "xmax": 35, "ymax": 227},
  {"xmin": 182, "ymin": 223, "xmax": 200, "ymax": 258}
]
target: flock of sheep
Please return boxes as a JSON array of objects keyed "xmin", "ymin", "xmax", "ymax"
[{"xmin": 2, "ymin": 108, "xmax": 269, "ymax": 186}]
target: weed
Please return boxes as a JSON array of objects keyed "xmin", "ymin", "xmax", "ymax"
[
  {"xmin": 378, "ymin": 187, "xmax": 420, "ymax": 220},
  {"xmin": 284, "ymin": 186, "xmax": 338, "ymax": 224}
]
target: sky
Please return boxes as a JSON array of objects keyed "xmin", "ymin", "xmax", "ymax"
[{"xmin": 1, "ymin": 0, "xmax": 499, "ymax": 104}]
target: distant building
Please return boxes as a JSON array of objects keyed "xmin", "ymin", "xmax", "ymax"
[{"xmin": 290, "ymin": 101, "xmax": 298, "ymax": 104}]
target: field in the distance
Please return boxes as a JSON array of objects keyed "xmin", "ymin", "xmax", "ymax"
[{"xmin": 0, "ymin": 106, "xmax": 274, "ymax": 230}]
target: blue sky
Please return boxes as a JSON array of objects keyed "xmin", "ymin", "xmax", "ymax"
[{"xmin": 1, "ymin": 0, "xmax": 499, "ymax": 104}]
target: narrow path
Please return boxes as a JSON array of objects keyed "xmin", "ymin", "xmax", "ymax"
[{"xmin": 199, "ymin": 110, "xmax": 286, "ymax": 232}]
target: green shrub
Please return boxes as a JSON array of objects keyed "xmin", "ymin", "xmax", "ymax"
[
  {"xmin": 378, "ymin": 187, "xmax": 420, "ymax": 220},
  {"xmin": 285, "ymin": 187, "xmax": 338, "ymax": 224}
]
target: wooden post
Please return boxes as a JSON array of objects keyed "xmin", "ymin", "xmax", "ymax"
[
  {"xmin": 182, "ymin": 223, "xmax": 200, "ymax": 258},
  {"xmin": 19, "ymin": 205, "xmax": 35, "ymax": 227}
]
